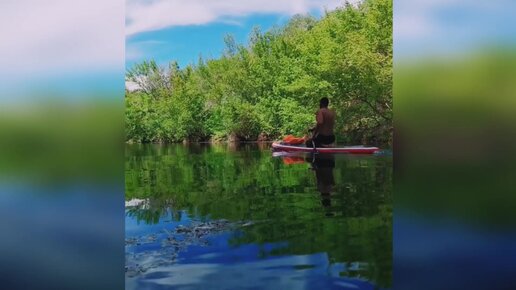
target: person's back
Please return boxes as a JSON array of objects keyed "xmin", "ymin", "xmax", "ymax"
[
  {"xmin": 306, "ymin": 97, "xmax": 336, "ymax": 147},
  {"xmin": 316, "ymin": 107, "xmax": 335, "ymax": 136}
]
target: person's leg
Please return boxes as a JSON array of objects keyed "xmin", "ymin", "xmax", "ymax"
[
  {"xmin": 312, "ymin": 135, "xmax": 323, "ymax": 148},
  {"xmin": 305, "ymin": 137, "xmax": 321, "ymax": 148},
  {"xmin": 306, "ymin": 134, "xmax": 321, "ymax": 147}
]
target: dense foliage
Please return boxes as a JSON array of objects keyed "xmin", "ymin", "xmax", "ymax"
[{"xmin": 125, "ymin": 0, "xmax": 392, "ymax": 145}]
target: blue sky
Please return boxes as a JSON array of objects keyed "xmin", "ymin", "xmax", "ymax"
[
  {"xmin": 124, "ymin": 0, "xmax": 345, "ymax": 69},
  {"xmin": 126, "ymin": 14, "xmax": 295, "ymax": 69}
]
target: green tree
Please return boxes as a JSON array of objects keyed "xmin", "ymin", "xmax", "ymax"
[{"xmin": 125, "ymin": 0, "xmax": 393, "ymax": 146}]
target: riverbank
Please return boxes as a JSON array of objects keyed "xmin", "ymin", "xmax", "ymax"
[{"xmin": 126, "ymin": 129, "xmax": 393, "ymax": 147}]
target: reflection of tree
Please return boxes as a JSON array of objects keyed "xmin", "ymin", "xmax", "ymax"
[
  {"xmin": 125, "ymin": 199, "xmax": 182, "ymax": 224},
  {"xmin": 125, "ymin": 143, "xmax": 392, "ymax": 287}
]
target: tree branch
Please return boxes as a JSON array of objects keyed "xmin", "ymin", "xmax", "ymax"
[{"xmin": 360, "ymin": 97, "xmax": 391, "ymax": 122}]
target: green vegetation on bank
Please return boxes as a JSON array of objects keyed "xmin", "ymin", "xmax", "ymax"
[{"xmin": 125, "ymin": 0, "xmax": 392, "ymax": 145}]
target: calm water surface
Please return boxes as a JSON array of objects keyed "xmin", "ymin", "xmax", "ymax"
[{"xmin": 125, "ymin": 143, "xmax": 392, "ymax": 290}]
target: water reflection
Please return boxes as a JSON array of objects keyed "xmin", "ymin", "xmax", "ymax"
[
  {"xmin": 125, "ymin": 143, "xmax": 392, "ymax": 289},
  {"xmin": 308, "ymin": 154, "xmax": 336, "ymax": 210}
]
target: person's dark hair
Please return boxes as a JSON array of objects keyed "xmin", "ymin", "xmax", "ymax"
[{"xmin": 320, "ymin": 97, "xmax": 329, "ymax": 108}]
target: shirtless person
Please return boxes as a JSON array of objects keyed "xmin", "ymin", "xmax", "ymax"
[{"xmin": 306, "ymin": 97, "xmax": 336, "ymax": 148}]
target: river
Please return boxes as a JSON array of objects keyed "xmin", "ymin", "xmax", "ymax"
[{"xmin": 125, "ymin": 143, "xmax": 392, "ymax": 289}]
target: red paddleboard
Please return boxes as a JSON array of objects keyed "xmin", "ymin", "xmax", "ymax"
[{"xmin": 272, "ymin": 142, "xmax": 379, "ymax": 154}]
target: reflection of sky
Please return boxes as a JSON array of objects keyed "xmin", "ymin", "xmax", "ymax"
[
  {"xmin": 127, "ymin": 256, "xmax": 375, "ymax": 290},
  {"xmin": 394, "ymin": 212, "xmax": 516, "ymax": 290},
  {"xmin": 125, "ymin": 210, "xmax": 380, "ymax": 290},
  {"xmin": 0, "ymin": 185, "xmax": 124, "ymax": 289}
]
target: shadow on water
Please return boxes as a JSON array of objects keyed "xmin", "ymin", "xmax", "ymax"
[{"xmin": 125, "ymin": 143, "xmax": 392, "ymax": 289}]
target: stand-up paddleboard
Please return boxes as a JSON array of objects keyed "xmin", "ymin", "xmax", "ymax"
[{"xmin": 272, "ymin": 142, "xmax": 379, "ymax": 154}]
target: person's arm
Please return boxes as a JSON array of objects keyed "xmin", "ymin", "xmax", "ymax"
[
  {"xmin": 308, "ymin": 110, "xmax": 322, "ymax": 138},
  {"xmin": 316, "ymin": 110, "xmax": 324, "ymax": 126}
]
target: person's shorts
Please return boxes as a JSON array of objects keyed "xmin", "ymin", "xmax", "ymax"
[{"xmin": 307, "ymin": 134, "xmax": 335, "ymax": 147}]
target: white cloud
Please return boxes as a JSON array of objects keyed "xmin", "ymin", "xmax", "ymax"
[
  {"xmin": 0, "ymin": 0, "xmax": 124, "ymax": 77},
  {"xmin": 126, "ymin": 0, "xmax": 355, "ymax": 37}
]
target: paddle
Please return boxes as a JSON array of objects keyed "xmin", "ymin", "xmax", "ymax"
[{"xmin": 308, "ymin": 126, "xmax": 317, "ymax": 153}]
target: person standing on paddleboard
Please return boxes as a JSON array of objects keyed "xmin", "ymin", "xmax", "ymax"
[{"xmin": 306, "ymin": 97, "xmax": 336, "ymax": 147}]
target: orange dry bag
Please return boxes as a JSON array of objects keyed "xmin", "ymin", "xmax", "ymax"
[{"xmin": 282, "ymin": 135, "xmax": 305, "ymax": 145}]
